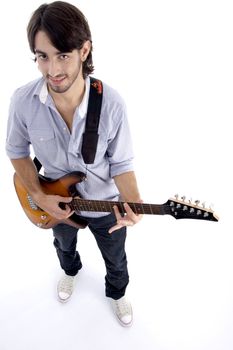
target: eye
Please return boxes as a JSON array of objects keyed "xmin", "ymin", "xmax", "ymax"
[
  {"xmin": 36, "ymin": 54, "xmax": 48, "ymax": 61},
  {"xmin": 59, "ymin": 54, "xmax": 69, "ymax": 60}
]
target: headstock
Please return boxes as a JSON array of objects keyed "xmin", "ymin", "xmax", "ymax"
[{"xmin": 165, "ymin": 194, "xmax": 219, "ymax": 222}]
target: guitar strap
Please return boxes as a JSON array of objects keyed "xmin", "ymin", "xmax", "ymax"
[
  {"xmin": 33, "ymin": 77, "xmax": 103, "ymax": 172},
  {"xmin": 81, "ymin": 77, "xmax": 103, "ymax": 164}
]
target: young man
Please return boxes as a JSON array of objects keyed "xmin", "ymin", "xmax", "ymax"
[{"xmin": 6, "ymin": 1, "xmax": 142, "ymax": 327}]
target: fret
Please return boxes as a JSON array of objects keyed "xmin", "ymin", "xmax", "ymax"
[
  {"xmin": 134, "ymin": 203, "xmax": 163, "ymax": 215},
  {"xmin": 147, "ymin": 204, "xmax": 154, "ymax": 214},
  {"xmin": 136, "ymin": 203, "xmax": 144, "ymax": 214},
  {"xmin": 79, "ymin": 200, "xmax": 85, "ymax": 211},
  {"xmin": 150, "ymin": 204, "xmax": 164, "ymax": 215},
  {"xmin": 148, "ymin": 204, "xmax": 154, "ymax": 214},
  {"xmin": 132, "ymin": 202, "xmax": 137, "ymax": 213},
  {"xmin": 100, "ymin": 201, "xmax": 108, "ymax": 212},
  {"xmin": 94, "ymin": 200, "xmax": 100, "ymax": 212},
  {"xmin": 90, "ymin": 200, "xmax": 97, "ymax": 211},
  {"xmin": 117, "ymin": 202, "xmax": 125, "ymax": 214},
  {"xmin": 80, "ymin": 202, "xmax": 86, "ymax": 211},
  {"xmin": 88, "ymin": 200, "xmax": 94, "ymax": 211},
  {"xmin": 145, "ymin": 204, "xmax": 160, "ymax": 214},
  {"xmin": 71, "ymin": 199, "xmax": 78, "ymax": 211},
  {"xmin": 97, "ymin": 201, "xmax": 102, "ymax": 211},
  {"xmin": 104, "ymin": 201, "xmax": 110, "ymax": 212},
  {"xmin": 69, "ymin": 202, "xmax": 75, "ymax": 211},
  {"xmin": 87, "ymin": 201, "xmax": 92, "ymax": 211},
  {"xmin": 78, "ymin": 199, "xmax": 89, "ymax": 211},
  {"xmin": 108, "ymin": 201, "xmax": 115, "ymax": 213},
  {"xmin": 129, "ymin": 202, "xmax": 139, "ymax": 214}
]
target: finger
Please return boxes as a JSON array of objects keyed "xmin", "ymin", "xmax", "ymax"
[
  {"xmin": 108, "ymin": 223, "xmax": 123, "ymax": 234},
  {"xmin": 109, "ymin": 217, "xmax": 136, "ymax": 234},
  {"xmin": 113, "ymin": 206, "xmax": 135, "ymax": 226},
  {"xmin": 124, "ymin": 203, "xmax": 143, "ymax": 222},
  {"xmin": 57, "ymin": 196, "xmax": 73, "ymax": 203},
  {"xmin": 113, "ymin": 205, "xmax": 122, "ymax": 221},
  {"xmin": 123, "ymin": 203, "xmax": 138, "ymax": 221},
  {"xmin": 53, "ymin": 206, "xmax": 74, "ymax": 219},
  {"xmin": 64, "ymin": 207, "xmax": 75, "ymax": 218}
]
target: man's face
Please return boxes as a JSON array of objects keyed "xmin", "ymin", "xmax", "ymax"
[{"xmin": 34, "ymin": 30, "xmax": 87, "ymax": 93}]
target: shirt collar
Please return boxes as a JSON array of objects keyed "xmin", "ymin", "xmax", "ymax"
[
  {"xmin": 37, "ymin": 76, "xmax": 90, "ymax": 119},
  {"xmin": 39, "ymin": 80, "xmax": 48, "ymax": 104},
  {"xmin": 79, "ymin": 76, "xmax": 90, "ymax": 118}
]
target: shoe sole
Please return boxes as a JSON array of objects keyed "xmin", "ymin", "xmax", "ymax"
[
  {"xmin": 117, "ymin": 317, "xmax": 133, "ymax": 327},
  {"xmin": 57, "ymin": 295, "xmax": 71, "ymax": 303}
]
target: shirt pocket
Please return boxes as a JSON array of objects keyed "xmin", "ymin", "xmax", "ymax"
[{"xmin": 29, "ymin": 129, "xmax": 57, "ymax": 159}]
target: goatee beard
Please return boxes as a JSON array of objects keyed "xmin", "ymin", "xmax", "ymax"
[{"xmin": 48, "ymin": 83, "xmax": 71, "ymax": 93}]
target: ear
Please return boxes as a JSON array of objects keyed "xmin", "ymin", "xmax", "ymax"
[{"xmin": 81, "ymin": 40, "xmax": 91, "ymax": 62}]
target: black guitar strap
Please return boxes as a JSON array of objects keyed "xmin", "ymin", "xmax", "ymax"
[
  {"xmin": 33, "ymin": 77, "xmax": 103, "ymax": 172},
  {"xmin": 81, "ymin": 77, "xmax": 103, "ymax": 164},
  {"xmin": 33, "ymin": 156, "xmax": 43, "ymax": 172}
]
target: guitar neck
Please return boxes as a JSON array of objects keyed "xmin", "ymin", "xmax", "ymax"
[{"xmin": 70, "ymin": 198, "xmax": 168, "ymax": 215}]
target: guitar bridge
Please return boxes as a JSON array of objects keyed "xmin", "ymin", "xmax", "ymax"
[{"xmin": 27, "ymin": 194, "xmax": 39, "ymax": 210}]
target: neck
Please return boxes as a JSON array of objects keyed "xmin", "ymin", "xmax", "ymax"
[{"xmin": 49, "ymin": 76, "xmax": 86, "ymax": 109}]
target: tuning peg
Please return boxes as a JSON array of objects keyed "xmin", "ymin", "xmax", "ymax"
[
  {"xmin": 181, "ymin": 196, "xmax": 186, "ymax": 202},
  {"xmin": 195, "ymin": 200, "xmax": 200, "ymax": 206},
  {"xmin": 202, "ymin": 202, "xmax": 206, "ymax": 208},
  {"xmin": 174, "ymin": 194, "xmax": 179, "ymax": 200},
  {"xmin": 188, "ymin": 198, "xmax": 192, "ymax": 204}
]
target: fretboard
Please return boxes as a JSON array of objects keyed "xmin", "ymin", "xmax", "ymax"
[{"xmin": 69, "ymin": 198, "xmax": 168, "ymax": 215}]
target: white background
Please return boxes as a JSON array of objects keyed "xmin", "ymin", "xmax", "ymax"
[{"xmin": 0, "ymin": 1, "xmax": 233, "ymax": 349}]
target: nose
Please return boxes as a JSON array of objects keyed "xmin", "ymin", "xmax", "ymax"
[{"xmin": 48, "ymin": 59, "xmax": 63, "ymax": 77}]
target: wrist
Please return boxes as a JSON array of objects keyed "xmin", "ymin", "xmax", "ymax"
[{"xmin": 31, "ymin": 190, "xmax": 47, "ymax": 204}]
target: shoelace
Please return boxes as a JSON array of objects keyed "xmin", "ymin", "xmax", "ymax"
[
  {"xmin": 59, "ymin": 275, "xmax": 74, "ymax": 293},
  {"xmin": 115, "ymin": 298, "xmax": 131, "ymax": 317}
]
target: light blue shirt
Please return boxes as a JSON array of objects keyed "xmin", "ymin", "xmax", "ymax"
[{"xmin": 6, "ymin": 76, "xmax": 134, "ymax": 217}]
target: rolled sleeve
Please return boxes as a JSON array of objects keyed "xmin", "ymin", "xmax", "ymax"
[
  {"xmin": 5, "ymin": 94, "xmax": 30, "ymax": 159},
  {"xmin": 107, "ymin": 104, "xmax": 134, "ymax": 178},
  {"xmin": 6, "ymin": 143, "xmax": 30, "ymax": 159}
]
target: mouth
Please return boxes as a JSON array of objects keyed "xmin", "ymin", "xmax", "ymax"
[{"xmin": 47, "ymin": 76, "xmax": 66, "ymax": 86}]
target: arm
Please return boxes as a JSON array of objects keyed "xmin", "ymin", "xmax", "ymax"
[
  {"xmin": 109, "ymin": 171, "xmax": 143, "ymax": 234},
  {"xmin": 11, "ymin": 157, "xmax": 73, "ymax": 219},
  {"xmin": 114, "ymin": 171, "xmax": 141, "ymax": 202}
]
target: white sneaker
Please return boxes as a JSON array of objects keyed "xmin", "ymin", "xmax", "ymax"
[
  {"xmin": 110, "ymin": 296, "xmax": 133, "ymax": 327},
  {"xmin": 57, "ymin": 274, "xmax": 76, "ymax": 303}
]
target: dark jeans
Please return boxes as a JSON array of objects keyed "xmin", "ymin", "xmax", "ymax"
[{"xmin": 53, "ymin": 213, "xmax": 129, "ymax": 300}]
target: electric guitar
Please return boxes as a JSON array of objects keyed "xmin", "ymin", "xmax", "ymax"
[{"xmin": 13, "ymin": 171, "xmax": 219, "ymax": 229}]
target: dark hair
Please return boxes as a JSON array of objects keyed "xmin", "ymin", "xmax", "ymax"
[{"xmin": 27, "ymin": 1, "xmax": 94, "ymax": 78}]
